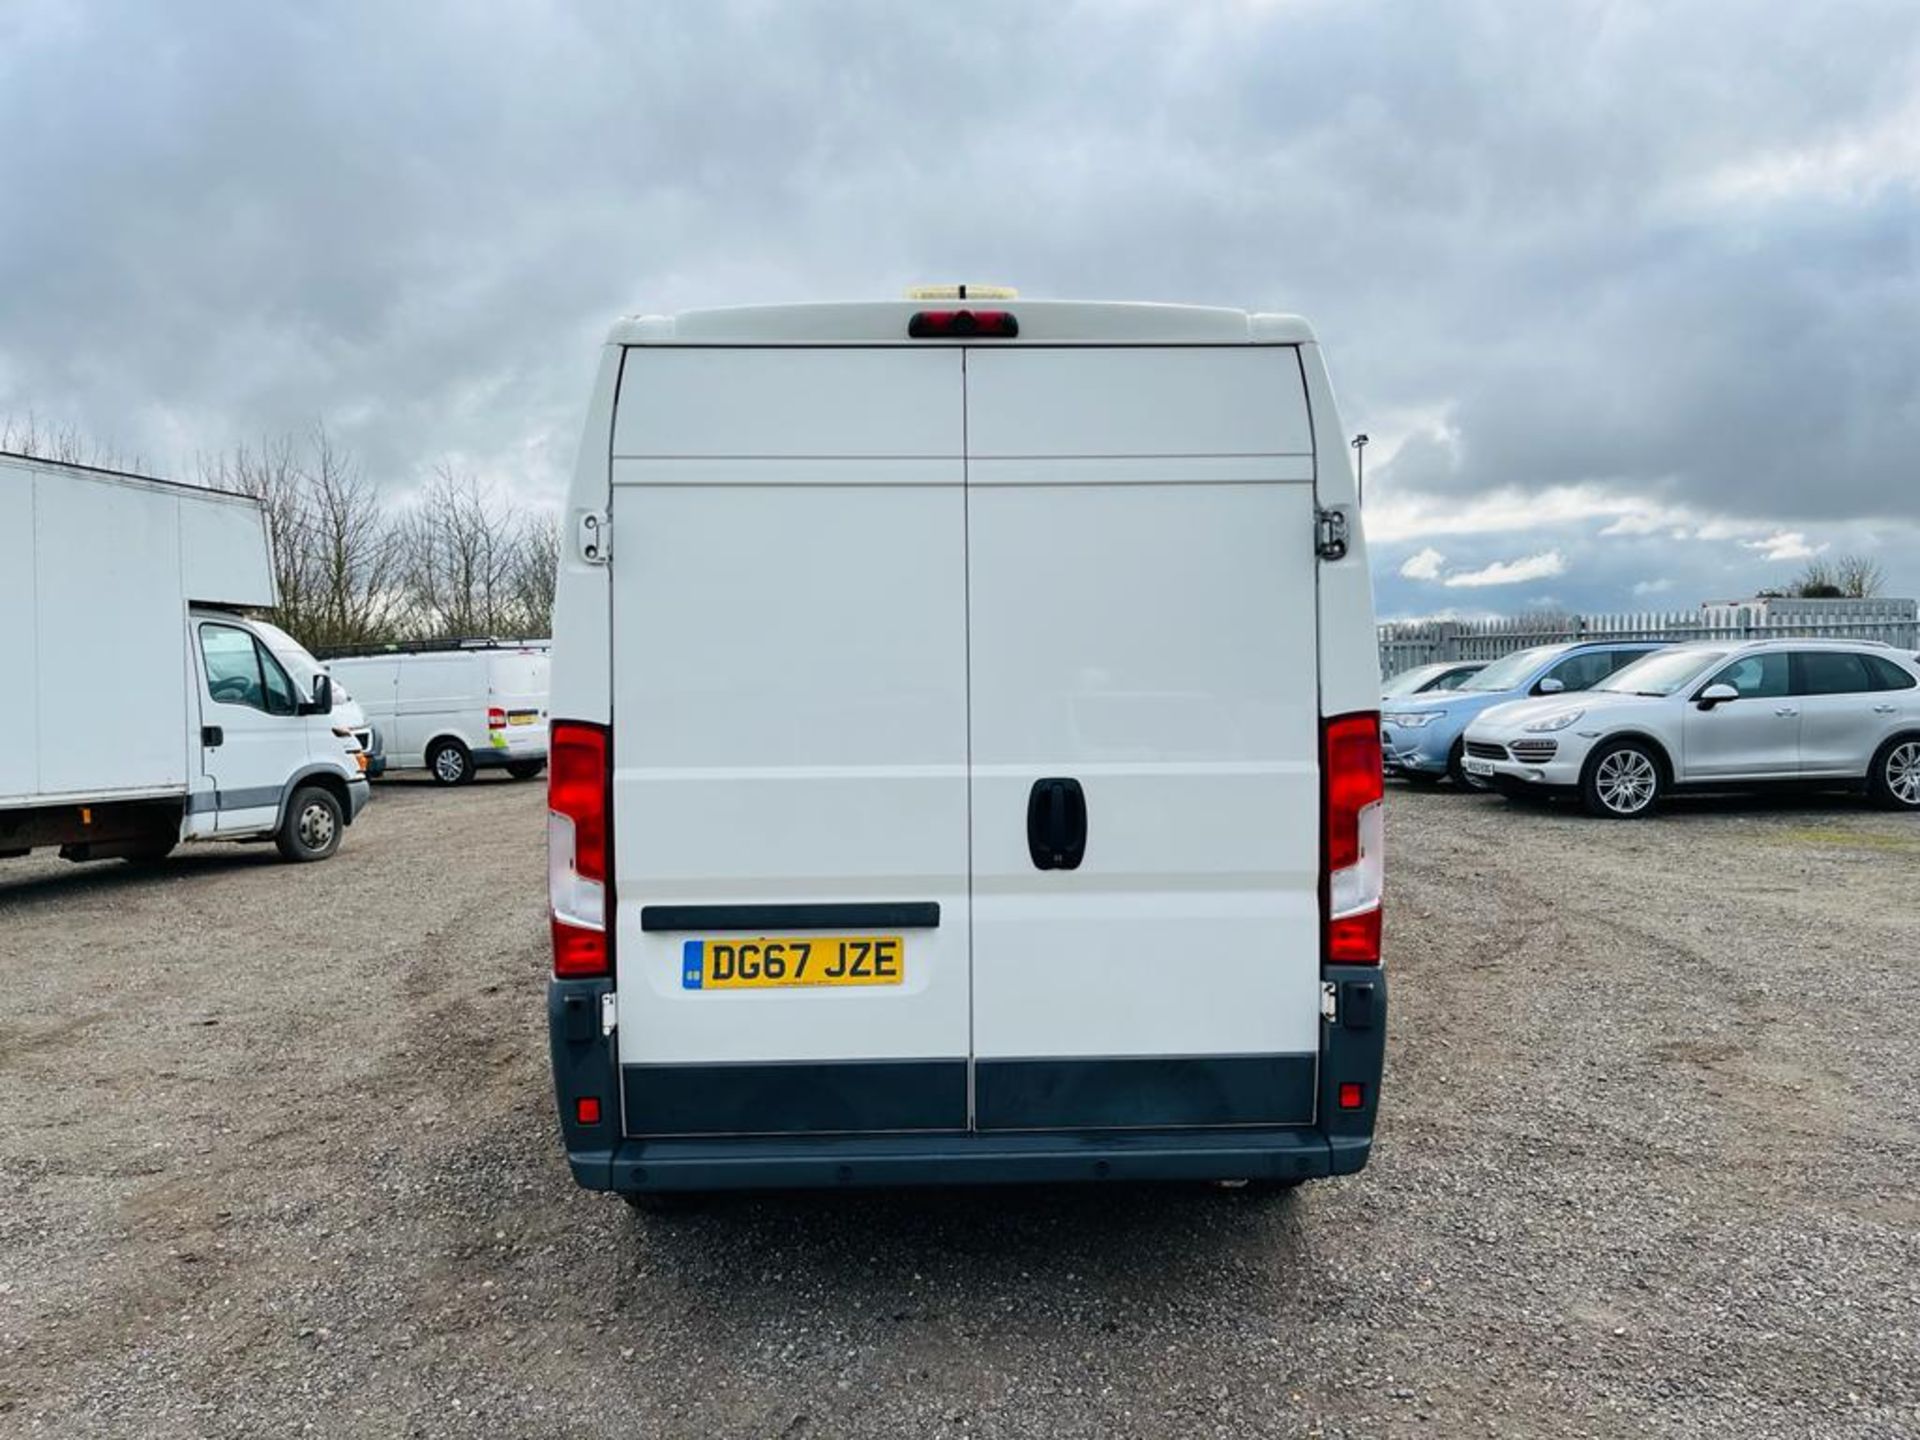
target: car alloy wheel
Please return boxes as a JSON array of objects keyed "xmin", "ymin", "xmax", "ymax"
[
  {"xmin": 433, "ymin": 746, "xmax": 468, "ymax": 784},
  {"xmin": 1887, "ymin": 741, "xmax": 1920, "ymax": 807},
  {"xmin": 1594, "ymin": 748, "xmax": 1658, "ymax": 816}
]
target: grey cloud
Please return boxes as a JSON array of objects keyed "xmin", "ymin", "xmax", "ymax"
[{"xmin": 1, "ymin": 0, "xmax": 1915, "ymax": 561}]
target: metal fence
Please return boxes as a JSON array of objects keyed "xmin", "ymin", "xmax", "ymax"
[{"xmin": 1378, "ymin": 599, "xmax": 1920, "ymax": 675}]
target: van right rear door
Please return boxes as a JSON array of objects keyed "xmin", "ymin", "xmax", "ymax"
[{"xmin": 963, "ymin": 346, "xmax": 1325, "ymax": 1131}]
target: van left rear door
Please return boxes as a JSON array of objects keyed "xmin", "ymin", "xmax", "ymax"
[{"xmin": 607, "ymin": 347, "xmax": 973, "ymax": 1137}]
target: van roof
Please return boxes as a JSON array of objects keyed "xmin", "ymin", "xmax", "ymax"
[{"xmin": 605, "ymin": 300, "xmax": 1316, "ymax": 347}]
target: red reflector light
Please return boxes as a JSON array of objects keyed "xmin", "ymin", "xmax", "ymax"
[
  {"xmin": 1328, "ymin": 909, "xmax": 1383, "ymax": 964},
  {"xmin": 1338, "ymin": 1082, "xmax": 1366, "ymax": 1111},
  {"xmin": 488, "ymin": 706, "xmax": 507, "ymax": 730},
  {"xmin": 908, "ymin": 309, "xmax": 1019, "ymax": 339},
  {"xmin": 575, "ymin": 1096, "xmax": 602, "ymax": 1125},
  {"xmin": 551, "ymin": 916, "xmax": 608, "ymax": 978}
]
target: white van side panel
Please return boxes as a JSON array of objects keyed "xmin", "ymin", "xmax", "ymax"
[
  {"xmin": 550, "ymin": 344, "xmax": 623, "ymax": 730},
  {"xmin": 1299, "ymin": 343, "xmax": 1380, "ymax": 712}
]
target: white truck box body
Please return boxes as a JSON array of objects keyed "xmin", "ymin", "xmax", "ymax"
[
  {"xmin": 547, "ymin": 300, "xmax": 1385, "ymax": 1191},
  {"xmin": 1, "ymin": 452, "xmax": 275, "ymax": 806}
]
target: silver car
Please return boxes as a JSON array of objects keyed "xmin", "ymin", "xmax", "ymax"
[{"xmin": 1462, "ymin": 639, "xmax": 1920, "ymax": 818}]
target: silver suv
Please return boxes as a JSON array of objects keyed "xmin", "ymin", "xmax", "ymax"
[{"xmin": 1462, "ymin": 639, "xmax": 1920, "ymax": 818}]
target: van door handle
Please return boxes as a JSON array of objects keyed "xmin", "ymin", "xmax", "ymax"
[
  {"xmin": 1026, "ymin": 777, "xmax": 1087, "ymax": 871},
  {"xmin": 1773, "ymin": 707, "xmax": 1798, "ymax": 718},
  {"xmin": 201, "ymin": 725, "xmax": 224, "ymax": 748},
  {"xmin": 1873, "ymin": 704, "xmax": 1898, "ymax": 714}
]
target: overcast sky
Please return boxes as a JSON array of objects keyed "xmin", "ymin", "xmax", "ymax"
[{"xmin": 3, "ymin": 0, "xmax": 1916, "ymax": 616}]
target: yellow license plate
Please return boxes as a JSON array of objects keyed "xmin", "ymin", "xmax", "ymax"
[
  {"xmin": 508, "ymin": 709, "xmax": 539, "ymax": 726},
  {"xmin": 680, "ymin": 935, "xmax": 904, "ymax": 990}
]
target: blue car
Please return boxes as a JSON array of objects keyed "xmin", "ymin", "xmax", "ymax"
[{"xmin": 1380, "ymin": 641, "xmax": 1663, "ymax": 787}]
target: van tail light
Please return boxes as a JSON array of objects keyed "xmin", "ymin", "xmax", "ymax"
[
  {"xmin": 549, "ymin": 720, "xmax": 610, "ymax": 978},
  {"xmin": 488, "ymin": 706, "xmax": 507, "ymax": 731},
  {"xmin": 1323, "ymin": 711, "xmax": 1384, "ymax": 965},
  {"xmin": 908, "ymin": 309, "xmax": 1019, "ymax": 339}
]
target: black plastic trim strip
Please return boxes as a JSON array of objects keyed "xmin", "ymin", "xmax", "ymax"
[
  {"xmin": 623, "ymin": 1059, "xmax": 967, "ymax": 1137},
  {"xmin": 640, "ymin": 902, "xmax": 940, "ymax": 932},
  {"xmin": 974, "ymin": 1054, "xmax": 1316, "ymax": 1131}
]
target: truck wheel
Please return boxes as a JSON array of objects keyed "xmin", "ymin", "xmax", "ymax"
[
  {"xmin": 1580, "ymin": 740, "xmax": 1662, "ymax": 819},
  {"xmin": 506, "ymin": 759, "xmax": 547, "ymax": 780},
  {"xmin": 429, "ymin": 740, "xmax": 473, "ymax": 786},
  {"xmin": 276, "ymin": 786, "xmax": 344, "ymax": 861},
  {"xmin": 1867, "ymin": 735, "xmax": 1920, "ymax": 811}
]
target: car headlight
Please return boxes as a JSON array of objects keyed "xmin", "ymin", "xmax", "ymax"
[
  {"xmin": 1523, "ymin": 708, "xmax": 1585, "ymax": 733},
  {"xmin": 1383, "ymin": 711, "xmax": 1442, "ymax": 729}
]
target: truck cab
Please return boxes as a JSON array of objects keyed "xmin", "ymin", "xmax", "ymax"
[{"xmin": 181, "ymin": 608, "xmax": 370, "ymax": 853}]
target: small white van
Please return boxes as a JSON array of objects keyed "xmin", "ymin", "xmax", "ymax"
[
  {"xmin": 325, "ymin": 643, "xmax": 550, "ymax": 785},
  {"xmin": 545, "ymin": 295, "xmax": 1385, "ymax": 1199}
]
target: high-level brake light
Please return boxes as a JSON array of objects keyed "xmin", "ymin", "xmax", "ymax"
[
  {"xmin": 1323, "ymin": 712, "xmax": 1384, "ymax": 965},
  {"xmin": 549, "ymin": 720, "xmax": 610, "ymax": 978},
  {"xmin": 908, "ymin": 310, "xmax": 1019, "ymax": 339}
]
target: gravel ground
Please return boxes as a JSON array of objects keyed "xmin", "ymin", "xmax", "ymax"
[{"xmin": 1, "ymin": 775, "xmax": 1916, "ymax": 1439}]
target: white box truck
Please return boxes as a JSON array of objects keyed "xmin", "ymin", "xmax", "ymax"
[
  {"xmin": 544, "ymin": 296, "xmax": 1385, "ymax": 1199},
  {"xmin": 323, "ymin": 642, "xmax": 550, "ymax": 784},
  {"xmin": 1, "ymin": 452, "xmax": 370, "ymax": 865}
]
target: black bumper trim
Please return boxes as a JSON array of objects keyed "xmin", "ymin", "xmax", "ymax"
[
  {"xmin": 974, "ymin": 1054, "xmax": 1315, "ymax": 1130},
  {"xmin": 580, "ymin": 1125, "xmax": 1348, "ymax": 1193},
  {"xmin": 623, "ymin": 1059, "xmax": 968, "ymax": 1136}
]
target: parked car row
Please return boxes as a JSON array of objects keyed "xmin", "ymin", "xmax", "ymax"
[{"xmin": 1382, "ymin": 639, "xmax": 1920, "ymax": 818}]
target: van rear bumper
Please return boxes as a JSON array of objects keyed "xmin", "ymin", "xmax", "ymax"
[
  {"xmin": 551, "ymin": 968, "xmax": 1385, "ymax": 1194},
  {"xmin": 564, "ymin": 1125, "xmax": 1370, "ymax": 1193}
]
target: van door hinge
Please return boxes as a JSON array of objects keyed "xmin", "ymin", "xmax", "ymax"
[
  {"xmin": 1315, "ymin": 507, "xmax": 1350, "ymax": 562},
  {"xmin": 600, "ymin": 991, "xmax": 618, "ymax": 1037},
  {"xmin": 1320, "ymin": 981, "xmax": 1338, "ymax": 1023},
  {"xmin": 578, "ymin": 511, "xmax": 611, "ymax": 565}
]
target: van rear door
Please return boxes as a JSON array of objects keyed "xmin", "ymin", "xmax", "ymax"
[
  {"xmin": 608, "ymin": 348, "xmax": 973, "ymax": 1135},
  {"xmin": 962, "ymin": 347, "xmax": 1324, "ymax": 1130}
]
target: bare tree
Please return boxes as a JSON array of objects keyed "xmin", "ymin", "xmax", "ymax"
[
  {"xmin": 3, "ymin": 412, "xmax": 139, "ymax": 469},
  {"xmin": 303, "ymin": 426, "xmax": 403, "ymax": 647},
  {"xmin": 201, "ymin": 429, "xmax": 407, "ymax": 651},
  {"xmin": 507, "ymin": 511, "xmax": 560, "ymax": 639},
  {"xmin": 201, "ymin": 435, "xmax": 317, "ymax": 632},
  {"xmin": 1787, "ymin": 558, "xmax": 1843, "ymax": 599},
  {"xmin": 1829, "ymin": 553, "xmax": 1884, "ymax": 599},
  {"xmin": 399, "ymin": 464, "xmax": 522, "ymax": 639}
]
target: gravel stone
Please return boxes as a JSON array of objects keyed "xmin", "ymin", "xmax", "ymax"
[{"xmin": 1, "ymin": 777, "xmax": 1915, "ymax": 1437}]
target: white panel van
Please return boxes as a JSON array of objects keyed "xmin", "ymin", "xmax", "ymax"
[
  {"xmin": 325, "ymin": 645, "xmax": 550, "ymax": 785},
  {"xmin": 545, "ymin": 297, "xmax": 1384, "ymax": 1199}
]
